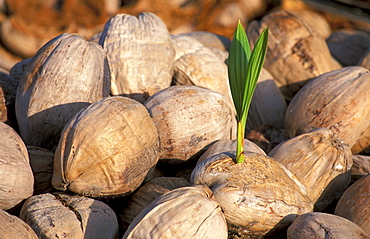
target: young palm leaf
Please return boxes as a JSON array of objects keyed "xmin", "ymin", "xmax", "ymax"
[{"xmin": 228, "ymin": 21, "xmax": 268, "ymax": 163}]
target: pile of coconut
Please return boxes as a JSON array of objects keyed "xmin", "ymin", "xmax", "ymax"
[{"xmin": 1, "ymin": 3, "xmax": 370, "ymax": 239}]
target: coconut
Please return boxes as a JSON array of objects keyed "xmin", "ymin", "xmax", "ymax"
[
  {"xmin": 98, "ymin": 12, "xmax": 175, "ymax": 103},
  {"xmin": 0, "ymin": 209, "xmax": 38, "ymax": 239},
  {"xmin": 285, "ymin": 66, "xmax": 370, "ymax": 148},
  {"xmin": 0, "ymin": 121, "xmax": 33, "ymax": 210},
  {"xmin": 191, "ymin": 152, "xmax": 313, "ymax": 237},
  {"xmin": 144, "ymin": 85, "xmax": 233, "ymax": 164},
  {"xmin": 52, "ymin": 96, "xmax": 159, "ymax": 198},
  {"xmin": 351, "ymin": 154, "xmax": 370, "ymax": 184},
  {"xmin": 287, "ymin": 212, "xmax": 369, "ymax": 239},
  {"xmin": 20, "ymin": 192, "xmax": 118, "ymax": 239},
  {"xmin": 16, "ymin": 33, "xmax": 111, "ymax": 151},
  {"xmin": 269, "ymin": 128, "xmax": 353, "ymax": 212},
  {"xmin": 122, "ymin": 185, "xmax": 228, "ymax": 239},
  {"xmin": 335, "ymin": 174, "xmax": 370, "ymax": 235}
]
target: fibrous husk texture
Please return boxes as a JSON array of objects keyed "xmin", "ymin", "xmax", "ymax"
[
  {"xmin": 170, "ymin": 34, "xmax": 234, "ymax": 109},
  {"xmin": 351, "ymin": 154, "xmax": 370, "ymax": 184},
  {"xmin": 0, "ymin": 209, "xmax": 38, "ymax": 239},
  {"xmin": 144, "ymin": 85, "xmax": 233, "ymax": 164},
  {"xmin": 16, "ymin": 33, "xmax": 110, "ymax": 151},
  {"xmin": 123, "ymin": 185, "xmax": 228, "ymax": 239},
  {"xmin": 119, "ymin": 177, "xmax": 190, "ymax": 231},
  {"xmin": 287, "ymin": 212, "xmax": 370, "ymax": 239},
  {"xmin": 285, "ymin": 66, "xmax": 370, "ymax": 148},
  {"xmin": 98, "ymin": 12, "xmax": 175, "ymax": 103},
  {"xmin": 269, "ymin": 128, "xmax": 353, "ymax": 212},
  {"xmin": 247, "ymin": 10, "xmax": 339, "ymax": 100},
  {"xmin": 20, "ymin": 192, "xmax": 118, "ymax": 239},
  {"xmin": 0, "ymin": 72, "xmax": 17, "ymax": 127},
  {"xmin": 52, "ymin": 96, "xmax": 159, "ymax": 198},
  {"xmin": 335, "ymin": 174, "xmax": 370, "ymax": 235},
  {"xmin": 0, "ymin": 121, "xmax": 34, "ymax": 210},
  {"xmin": 191, "ymin": 152, "xmax": 313, "ymax": 237},
  {"xmin": 27, "ymin": 146, "xmax": 55, "ymax": 195}
]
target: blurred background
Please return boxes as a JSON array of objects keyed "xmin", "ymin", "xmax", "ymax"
[{"xmin": 0, "ymin": 0, "xmax": 369, "ymax": 71}]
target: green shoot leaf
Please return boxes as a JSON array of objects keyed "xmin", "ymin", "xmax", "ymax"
[{"xmin": 227, "ymin": 21, "xmax": 268, "ymax": 163}]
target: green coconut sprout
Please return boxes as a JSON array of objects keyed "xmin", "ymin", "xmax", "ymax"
[{"xmin": 228, "ymin": 21, "xmax": 268, "ymax": 163}]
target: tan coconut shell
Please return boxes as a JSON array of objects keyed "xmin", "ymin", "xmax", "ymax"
[
  {"xmin": 98, "ymin": 12, "xmax": 175, "ymax": 103},
  {"xmin": 287, "ymin": 212, "xmax": 370, "ymax": 239},
  {"xmin": 352, "ymin": 124, "xmax": 370, "ymax": 155},
  {"xmin": 0, "ymin": 209, "xmax": 38, "ymax": 239},
  {"xmin": 0, "ymin": 41, "xmax": 23, "ymax": 71},
  {"xmin": 171, "ymin": 34, "xmax": 234, "ymax": 109},
  {"xmin": 119, "ymin": 177, "xmax": 190, "ymax": 230},
  {"xmin": 122, "ymin": 185, "xmax": 228, "ymax": 239},
  {"xmin": 144, "ymin": 85, "xmax": 233, "ymax": 164},
  {"xmin": 247, "ymin": 10, "xmax": 339, "ymax": 100},
  {"xmin": 358, "ymin": 47, "xmax": 370, "ymax": 70},
  {"xmin": 27, "ymin": 146, "xmax": 54, "ymax": 195},
  {"xmin": 0, "ymin": 72, "xmax": 17, "ymax": 127},
  {"xmin": 269, "ymin": 128, "xmax": 353, "ymax": 212},
  {"xmin": 327, "ymin": 29, "xmax": 370, "ymax": 67},
  {"xmin": 191, "ymin": 152, "xmax": 313, "ymax": 237},
  {"xmin": 183, "ymin": 31, "xmax": 231, "ymax": 52},
  {"xmin": 52, "ymin": 96, "xmax": 159, "ymax": 198},
  {"xmin": 0, "ymin": 121, "xmax": 33, "ymax": 210},
  {"xmin": 197, "ymin": 138, "xmax": 266, "ymax": 165},
  {"xmin": 285, "ymin": 66, "xmax": 370, "ymax": 148},
  {"xmin": 9, "ymin": 58, "xmax": 32, "ymax": 85},
  {"xmin": 16, "ymin": 33, "xmax": 110, "ymax": 151},
  {"xmin": 335, "ymin": 174, "xmax": 370, "ymax": 235},
  {"xmin": 285, "ymin": 9, "xmax": 331, "ymax": 39},
  {"xmin": 351, "ymin": 154, "xmax": 370, "ymax": 184},
  {"xmin": 247, "ymin": 68, "xmax": 287, "ymax": 132},
  {"xmin": 20, "ymin": 192, "xmax": 118, "ymax": 239}
]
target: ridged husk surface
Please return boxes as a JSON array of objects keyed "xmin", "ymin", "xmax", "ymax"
[
  {"xmin": 119, "ymin": 177, "xmax": 190, "ymax": 231},
  {"xmin": 0, "ymin": 209, "xmax": 38, "ymax": 239},
  {"xmin": 285, "ymin": 66, "xmax": 370, "ymax": 148},
  {"xmin": 27, "ymin": 146, "xmax": 54, "ymax": 195},
  {"xmin": 20, "ymin": 192, "xmax": 118, "ymax": 239},
  {"xmin": 191, "ymin": 152, "xmax": 313, "ymax": 237},
  {"xmin": 16, "ymin": 33, "xmax": 110, "ymax": 151},
  {"xmin": 98, "ymin": 12, "xmax": 175, "ymax": 103},
  {"xmin": 247, "ymin": 10, "xmax": 339, "ymax": 100},
  {"xmin": 351, "ymin": 154, "xmax": 370, "ymax": 184},
  {"xmin": 171, "ymin": 34, "xmax": 233, "ymax": 109},
  {"xmin": 144, "ymin": 85, "xmax": 233, "ymax": 164},
  {"xmin": 122, "ymin": 185, "xmax": 228, "ymax": 239},
  {"xmin": 0, "ymin": 122, "xmax": 33, "ymax": 210},
  {"xmin": 287, "ymin": 212, "xmax": 370, "ymax": 239},
  {"xmin": 269, "ymin": 128, "xmax": 353, "ymax": 212},
  {"xmin": 335, "ymin": 174, "xmax": 370, "ymax": 235},
  {"xmin": 52, "ymin": 96, "xmax": 159, "ymax": 198}
]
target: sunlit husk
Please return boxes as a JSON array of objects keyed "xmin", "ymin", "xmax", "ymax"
[
  {"xmin": 20, "ymin": 192, "xmax": 118, "ymax": 239},
  {"xmin": 191, "ymin": 152, "xmax": 313, "ymax": 237},
  {"xmin": 335, "ymin": 174, "xmax": 370, "ymax": 235},
  {"xmin": 0, "ymin": 209, "xmax": 38, "ymax": 239},
  {"xmin": 247, "ymin": 10, "xmax": 339, "ymax": 100},
  {"xmin": 287, "ymin": 212, "xmax": 369, "ymax": 239},
  {"xmin": 123, "ymin": 185, "xmax": 228, "ymax": 239},
  {"xmin": 0, "ymin": 122, "xmax": 33, "ymax": 210},
  {"xmin": 98, "ymin": 12, "xmax": 175, "ymax": 103},
  {"xmin": 269, "ymin": 128, "xmax": 353, "ymax": 211},
  {"xmin": 144, "ymin": 85, "xmax": 233, "ymax": 164},
  {"xmin": 52, "ymin": 96, "xmax": 159, "ymax": 198},
  {"xmin": 16, "ymin": 33, "xmax": 110, "ymax": 151},
  {"xmin": 119, "ymin": 177, "xmax": 190, "ymax": 230},
  {"xmin": 285, "ymin": 66, "xmax": 370, "ymax": 148}
]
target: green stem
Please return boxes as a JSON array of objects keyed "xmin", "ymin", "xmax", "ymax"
[{"xmin": 236, "ymin": 121, "xmax": 245, "ymax": 163}]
